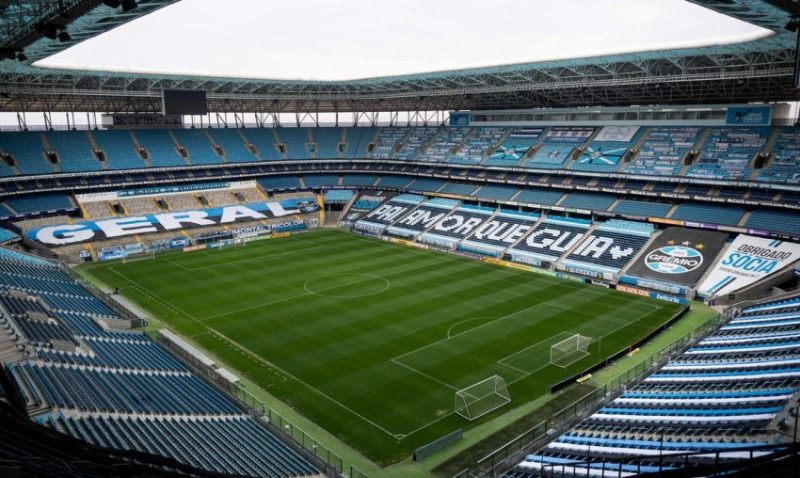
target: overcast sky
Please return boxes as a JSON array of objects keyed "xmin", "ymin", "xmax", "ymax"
[{"xmin": 35, "ymin": 0, "xmax": 771, "ymax": 81}]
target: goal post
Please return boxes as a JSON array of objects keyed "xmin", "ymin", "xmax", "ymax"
[
  {"xmin": 550, "ymin": 334, "xmax": 592, "ymax": 368},
  {"xmin": 454, "ymin": 375, "xmax": 511, "ymax": 421}
]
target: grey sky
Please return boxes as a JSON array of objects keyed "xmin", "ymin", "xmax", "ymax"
[{"xmin": 36, "ymin": 0, "xmax": 770, "ymax": 81}]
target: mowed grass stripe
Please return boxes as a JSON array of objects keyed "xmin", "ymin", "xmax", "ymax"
[{"xmin": 80, "ymin": 229, "xmax": 683, "ymax": 465}]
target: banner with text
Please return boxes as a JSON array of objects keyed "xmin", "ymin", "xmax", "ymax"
[
  {"xmin": 27, "ymin": 197, "xmax": 318, "ymax": 246},
  {"xmin": 697, "ymin": 235, "xmax": 800, "ymax": 297}
]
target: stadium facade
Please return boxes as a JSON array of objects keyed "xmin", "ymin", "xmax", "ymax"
[{"xmin": 1, "ymin": 1, "xmax": 800, "ymax": 477}]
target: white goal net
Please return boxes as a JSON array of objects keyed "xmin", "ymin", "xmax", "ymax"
[
  {"xmin": 454, "ymin": 375, "xmax": 511, "ymax": 421},
  {"xmin": 550, "ymin": 334, "xmax": 592, "ymax": 368}
]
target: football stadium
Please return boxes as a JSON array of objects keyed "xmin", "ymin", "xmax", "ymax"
[{"xmin": 1, "ymin": 1, "xmax": 800, "ymax": 477}]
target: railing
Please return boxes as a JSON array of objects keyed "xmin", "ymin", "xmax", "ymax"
[
  {"xmin": 65, "ymin": 268, "xmax": 148, "ymax": 328},
  {"xmin": 460, "ymin": 387, "xmax": 607, "ymax": 478},
  {"xmin": 536, "ymin": 442, "xmax": 800, "ymax": 478},
  {"xmin": 0, "ymin": 119, "xmax": 445, "ymax": 132},
  {"xmin": 607, "ymin": 311, "xmax": 724, "ymax": 392}
]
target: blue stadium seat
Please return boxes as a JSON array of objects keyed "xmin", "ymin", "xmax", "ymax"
[
  {"xmin": 612, "ymin": 199, "xmax": 672, "ymax": 218},
  {"xmin": 626, "ymin": 127, "xmax": 702, "ymax": 177},
  {"xmin": 310, "ymin": 127, "xmax": 343, "ymax": 159},
  {"xmin": 671, "ymin": 202, "xmax": 744, "ymax": 226},
  {"xmin": 559, "ymin": 192, "xmax": 616, "ymax": 211},
  {"xmin": 687, "ymin": 127, "xmax": 770, "ymax": 181},
  {"xmin": 275, "ymin": 128, "xmax": 309, "ymax": 160},
  {"xmin": 207, "ymin": 128, "xmax": 257, "ymax": 163},
  {"xmin": 171, "ymin": 129, "xmax": 223, "ymax": 165},
  {"xmin": 486, "ymin": 127, "xmax": 542, "ymax": 167},
  {"xmin": 5, "ymin": 193, "xmax": 74, "ymax": 215},
  {"xmin": 45, "ymin": 131, "xmax": 103, "ymax": 172},
  {"xmin": 515, "ymin": 189, "xmax": 563, "ymax": 206},
  {"xmin": 258, "ymin": 176, "xmax": 301, "ymax": 191},
  {"xmin": 132, "ymin": 130, "xmax": 186, "ymax": 167},
  {"xmin": 746, "ymin": 209, "xmax": 800, "ymax": 236},
  {"xmin": 91, "ymin": 130, "xmax": 146, "ymax": 169},
  {"xmin": 0, "ymin": 131, "xmax": 53, "ymax": 175},
  {"xmin": 239, "ymin": 128, "xmax": 281, "ymax": 160}
]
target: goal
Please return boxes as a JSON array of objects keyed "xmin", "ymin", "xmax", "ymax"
[
  {"xmin": 454, "ymin": 375, "xmax": 511, "ymax": 420},
  {"xmin": 550, "ymin": 334, "xmax": 592, "ymax": 368}
]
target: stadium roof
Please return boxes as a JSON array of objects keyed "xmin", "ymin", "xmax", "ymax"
[{"xmin": 0, "ymin": 0, "xmax": 799, "ymax": 113}]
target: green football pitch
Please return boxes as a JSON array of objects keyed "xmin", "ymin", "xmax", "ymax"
[{"xmin": 80, "ymin": 229, "xmax": 683, "ymax": 465}]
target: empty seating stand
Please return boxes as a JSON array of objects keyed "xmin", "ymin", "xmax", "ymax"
[
  {"xmin": 46, "ymin": 131, "xmax": 102, "ymax": 172},
  {"xmin": 207, "ymin": 128, "xmax": 257, "ymax": 163},
  {"xmin": 626, "ymin": 127, "xmax": 702, "ymax": 177},
  {"xmin": 506, "ymin": 294, "xmax": 800, "ymax": 477},
  {"xmin": 4, "ymin": 193, "xmax": 74, "ymax": 216},
  {"xmin": 171, "ymin": 129, "xmax": 222, "ymax": 165},
  {"xmin": 0, "ymin": 131, "xmax": 52, "ymax": 175},
  {"xmin": 486, "ymin": 127, "xmax": 543, "ymax": 167},
  {"xmin": 0, "ymin": 251, "xmax": 321, "ymax": 477},
  {"xmin": 688, "ymin": 127, "xmax": 770, "ymax": 180},
  {"xmin": 91, "ymin": 130, "xmax": 146, "ymax": 169},
  {"xmin": 671, "ymin": 202, "xmax": 744, "ymax": 226}
]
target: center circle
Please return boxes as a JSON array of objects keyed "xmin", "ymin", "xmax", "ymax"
[{"xmin": 303, "ymin": 273, "xmax": 390, "ymax": 298}]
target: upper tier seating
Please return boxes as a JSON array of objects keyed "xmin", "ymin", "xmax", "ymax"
[
  {"xmin": 486, "ymin": 127, "xmax": 542, "ymax": 167},
  {"xmin": 371, "ymin": 127, "xmax": 406, "ymax": 159},
  {"xmin": 1, "ymin": 126, "xmax": 797, "ymax": 188},
  {"xmin": 625, "ymin": 127, "xmax": 703, "ymax": 177},
  {"xmin": 687, "ymin": 127, "xmax": 770, "ymax": 180},
  {"xmin": 311, "ymin": 127, "xmax": 342, "ymax": 158},
  {"xmin": 240, "ymin": 128, "xmax": 281, "ymax": 160},
  {"xmin": 423, "ymin": 127, "xmax": 468, "ymax": 162},
  {"xmin": 525, "ymin": 127, "xmax": 594, "ymax": 169},
  {"xmin": 207, "ymin": 128, "xmax": 257, "ymax": 163},
  {"xmin": 133, "ymin": 130, "xmax": 186, "ymax": 167},
  {"xmin": 506, "ymin": 294, "xmax": 800, "ymax": 478},
  {"xmin": 759, "ymin": 127, "xmax": 800, "ymax": 183},
  {"xmin": 91, "ymin": 130, "xmax": 146, "ymax": 169},
  {"xmin": 171, "ymin": 129, "xmax": 221, "ymax": 165},
  {"xmin": 343, "ymin": 127, "xmax": 376, "ymax": 158},
  {"xmin": 451, "ymin": 127, "xmax": 505, "ymax": 165},
  {"xmin": 574, "ymin": 128, "xmax": 645, "ymax": 173},
  {"xmin": 0, "ymin": 131, "xmax": 53, "ymax": 175},
  {"xmin": 46, "ymin": 131, "xmax": 102, "ymax": 172},
  {"xmin": 396, "ymin": 127, "xmax": 439, "ymax": 161},
  {"xmin": 276, "ymin": 128, "xmax": 309, "ymax": 160}
]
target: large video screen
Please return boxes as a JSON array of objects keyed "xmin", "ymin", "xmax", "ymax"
[{"xmin": 162, "ymin": 89, "xmax": 208, "ymax": 115}]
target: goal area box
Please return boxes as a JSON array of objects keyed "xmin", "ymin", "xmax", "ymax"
[
  {"xmin": 550, "ymin": 334, "xmax": 592, "ymax": 368},
  {"xmin": 454, "ymin": 375, "xmax": 511, "ymax": 421}
]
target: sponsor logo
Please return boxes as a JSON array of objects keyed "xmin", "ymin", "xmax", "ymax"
[
  {"xmin": 616, "ymin": 284, "xmax": 650, "ymax": 297},
  {"xmin": 645, "ymin": 245, "xmax": 703, "ymax": 274}
]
